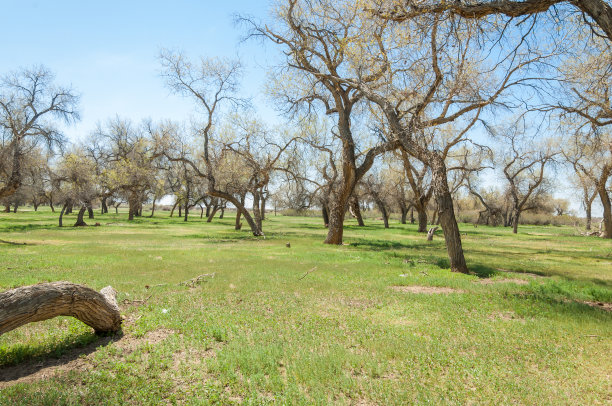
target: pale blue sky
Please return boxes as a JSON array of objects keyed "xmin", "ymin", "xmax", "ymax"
[{"xmin": 0, "ymin": 0, "xmax": 277, "ymax": 141}]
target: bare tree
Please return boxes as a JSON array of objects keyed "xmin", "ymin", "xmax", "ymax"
[
  {"xmin": 0, "ymin": 66, "xmax": 79, "ymax": 199},
  {"xmin": 496, "ymin": 123, "xmax": 557, "ymax": 233},
  {"xmin": 244, "ymin": 0, "xmax": 399, "ymax": 244}
]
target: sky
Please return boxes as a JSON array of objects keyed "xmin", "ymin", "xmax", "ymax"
[
  {"xmin": 0, "ymin": 0, "xmax": 278, "ymax": 142},
  {"xmin": 0, "ymin": 1, "xmax": 599, "ymax": 216}
]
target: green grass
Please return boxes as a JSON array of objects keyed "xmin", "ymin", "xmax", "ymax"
[{"xmin": 0, "ymin": 208, "xmax": 611, "ymax": 405}]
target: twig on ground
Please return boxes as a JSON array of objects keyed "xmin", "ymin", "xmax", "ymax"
[
  {"xmin": 179, "ymin": 273, "xmax": 216, "ymax": 288},
  {"xmin": 298, "ymin": 267, "xmax": 318, "ymax": 281}
]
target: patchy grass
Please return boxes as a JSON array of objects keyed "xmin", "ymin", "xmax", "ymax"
[{"xmin": 0, "ymin": 208, "xmax": 611, "ymax": 405}]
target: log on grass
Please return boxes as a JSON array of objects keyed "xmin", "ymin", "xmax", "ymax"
[{"xmin": 0, "ymin": 282, "xmax": 121, "ymax": 336}]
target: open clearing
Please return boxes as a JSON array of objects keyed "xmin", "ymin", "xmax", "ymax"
[{"xmin": 0, "ymin": 209, "xmax": 611, "ymax": 405}]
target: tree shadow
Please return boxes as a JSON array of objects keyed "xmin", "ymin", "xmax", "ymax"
[{"xmin": 0, "ymin": 330, "xmax": 123, "ymax": 383}]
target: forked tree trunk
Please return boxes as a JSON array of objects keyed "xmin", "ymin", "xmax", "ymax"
[
  {"xmin": 0, "ymin": 282, "xmax": 121, "ymax": 335},
  {"xmin": 253, "ymin": 192, "xmax": 263, "ymax": 231}
]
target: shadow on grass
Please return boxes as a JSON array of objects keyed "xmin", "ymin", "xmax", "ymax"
[{"xmin": 0, "ymin": 330, "xmax": 123, "ymax": 383}]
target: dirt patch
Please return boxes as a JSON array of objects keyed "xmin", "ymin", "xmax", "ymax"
[
  {"xmin": 476, "ymin": 278, "xmax": 529, "ymax": 285},
  {"xmin": 496, "ymin": 268, "xmax": 544, "ymax": 279},
  {"xmin": 488, "ymin": 311, "xmax": 525, "ymax": 322},
  {"xmin": 580, "ymin": 301, "xmax": 612, "ymax": 312},
  {"xmin": 0, "ymin": 328, "xmax": 175, "ymax": 389},
  {"xmin": 390, "ymin": 285, "xmax": 464, "ymax": 294}
]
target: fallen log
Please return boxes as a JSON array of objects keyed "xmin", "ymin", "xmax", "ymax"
[{"xmin": 0, "ymin": 282, "xmax": 121, "ymax": 336}]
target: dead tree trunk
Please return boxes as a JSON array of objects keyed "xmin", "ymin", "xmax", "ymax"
[{"xmin": 0, "ymin": 282, "xmax": 121, "ymax": 335}]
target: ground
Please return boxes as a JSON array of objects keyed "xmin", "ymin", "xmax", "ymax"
[{"xmin": 0, "ymin": 209, "xmax": 611, "ymax": 405}]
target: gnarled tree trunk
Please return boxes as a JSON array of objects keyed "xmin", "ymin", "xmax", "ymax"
[{"xmin": 0, "ymin": 282, "xmax": 121, "ymax": 335}]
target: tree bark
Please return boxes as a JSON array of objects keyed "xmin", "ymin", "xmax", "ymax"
[
  {"xmin": 598, "ymin": 185, "xmax": 612, "ymax": 238},
  {"xmin": 12, "ymin": 205, "xmax": 18, "ymax": 213},
  {"xmin": 149, "ymin": 198, "xmax": 156, "ymax": 218},
  {"xmin": 417, "ymin": 208, "xmax": 428, "ymax": 233},
  {"xmin": 87, "ymin": 203, "xmax": 94, "ymax": 219},
  {"xmin": 512, "ymin": 210, "xmax": 520, "ymax": 234},
  {"xmin": 74, "ymin": 206, "xmax": 88, "ymax": 227},
  {"xmin": 0, "ymin": 282, "xmax": 121, "ymax": 335},
  {"xmin": 101, "ymin": 196, "xmax": 108, "ymax": 214},
  {"xmin": 349, "ymin": 195, "xmax": 365, "ymax": 226},
  {"xmin": 431, "ymin": 156, "xmax": 468, "ymax": 273},
  {"xmin": 322, "ymin": 205, "xmax": 330, "ymax": 227},
  {"xmin": 59, "ymin": 203, "xmax": 68, "ymax": 227},
  {"xmin": 585, "ymin": 203, "xmax": 592, "ymax": 231},
  {"xmin": 325, "ymin": 200, "xmax": 347, "ymax": 244},
  {"xmin": 410, "ymin": 207, "xmax": 415, "ymax": 224},
  {"xmin": 207, "ymin": 206, "xmax": 219, "ymax": 222}
]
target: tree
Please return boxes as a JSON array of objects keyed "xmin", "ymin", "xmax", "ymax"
[
  {"xmin": 0, "ymin": 66, "xmax": 79, "ymax": 199},
  {"xmin": 97, "ymin": 118, "xmax": 161, "ymax": 221},
  {"xmin": 56, "ymin": 150, "xmax": 99, "ymax": 227},
  {"xmin": 246, "ymin": 0, "xmax": 399, "ymax": 244},
  {"xmin": 564, "ymin": 128, "xmax": 612, "ymax": 237},
  {"xmin": 343, "ymin": 14, "xmax": 549, "ymax": 272},
  {"xmin": 497, "ymin": 123, "xmax": 557, "ymax": 233}
]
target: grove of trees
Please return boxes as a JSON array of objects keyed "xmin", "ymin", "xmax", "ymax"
[{"xmin": 1, "ymin": 0, "xmax": 610, "ymax": 273}]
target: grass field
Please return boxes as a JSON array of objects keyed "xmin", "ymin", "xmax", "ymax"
[{"xmin": 0, "ymin": 208, "xmax": 611, "ymax": 405}]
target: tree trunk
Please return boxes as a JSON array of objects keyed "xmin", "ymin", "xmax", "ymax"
[
  {"xmin": 512, "ymin": 210, "xmax": 520, "ymax": 234},
  {"xmin": 149, "ymin": 198, "xmax": 156, "ymax": 218},
  {"xmin": 410, "ymin": 207, "xmax": 415, "ymax": 224},
  {"xmin": 431, "ymin": 156, "xmax": 468, "ymax": 274},
  {"xmin": 87, "ymin": 203, "xmax": 94, "ymax": 219},
  {"xmin": 599, "ymin": 186, "xmax": 612, "ymax": 238},
  {"xmin": 261, "ymin": 195, "xmax": 266, "ymax": 221},
  {"xmin": 349, "ymin": 196, "xmax": 365, "ymax": 226},
  {"xmin": 219, "ymin": 206, "xmax": 225, "ymax": 219},
  {"xmin": 33, "ymin": 202, "xmax": 39, "ymax": 211},
  {"xmin": 184, "ymin": 202, "xmax": 189, "ymax": 222},
  {"xmin": 207, "ymin": 206, "xmax": 219, "ymax": 222},
  {"xmin": 253, "ymin": 191, "xmax": 263, "ymax": 231},
  {"xmin": 322, "ymin": 205, "xmax": 330, "ymax": 227},
  {"xmin": 12, "ymin": 204, "xmax": 18, "ymax": 213},
  {"xmin": 325, "ymin": 200, "xmax": 347, "ymax": 244},
  {"xmin": 101, "ymin": 196, "xmax": 108, "ymax": 214},
  {"xmin": 170, "ymin": 201, "xmax": 178, "ymax": 217},
  {"xmin": 0, "ymin": 282, "xmax": 121, "ymax": 335},
  {"xmin": 66, "ymin": 203, "xmax": 73, "ymax": 214},
  {"xmin": 235, "ymin": 208, "xmax": 243, "ymax": 230},
  {"xmin": 178, "ymin": 205, "xmax": 182, "ymax": 218},
  {"xmin": 585, "ymin": 202, "xmax": 592, "ymax": 231},
  {"xmin": 59, "ymin": 203, "xmax": 68, "ymax": 227},
  {"xmin": 74, "ymin": 206, "xmax": 88, "ymax": 227},
  {"xmin": 416, "ymin": 207, "xmax": 428, "ymax": 232},
  {"xmin": 3, "ymin": 205, "xmax": 10, "ymax": 213},
  {"xmin": 49, "ymin": 198, "xmax": 55, "ymax": 213},
  {"xmin": 400, "ymin": 205, "xmax": 408, "ymax": 224}
]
